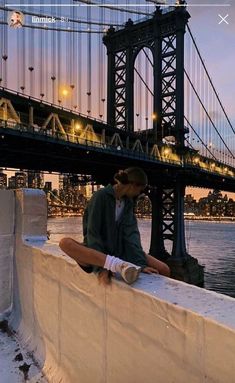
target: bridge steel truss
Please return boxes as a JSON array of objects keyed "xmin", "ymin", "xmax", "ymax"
[
  {"xmin": 103, "ymin": 7, "xmax": 204, "ymax": 285},
  {"xmin": 103, "ymin": 6, "xmax": 189, "ymax": 144}
]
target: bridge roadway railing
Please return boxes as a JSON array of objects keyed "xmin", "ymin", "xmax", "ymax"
[
  {"xmin": 1, "ymin": 188, "xmax": 235, "ymax": 383},
  {"xmin": 0, "ymin": 118, "xmax": 182, "ymax": 167},
  {"xmin": 1, "ymin": 118, "xmax": 235, "ymax": 180},
  {"xmin": 0, "ymin": 86, "xmax": 106, "ymax": 125}
]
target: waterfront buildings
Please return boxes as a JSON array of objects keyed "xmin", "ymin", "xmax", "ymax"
[{"xmin": 0, "ymin": 169, "xmax": 234, "ymax": 216}]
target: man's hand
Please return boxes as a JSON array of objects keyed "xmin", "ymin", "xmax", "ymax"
[
  {"xmin": 97, "ymin": 269, "xmax": 113, "ymax": 286},
  {"xmin": 142, "ymin": 267, "xmax": 159, "ymax": 274}
]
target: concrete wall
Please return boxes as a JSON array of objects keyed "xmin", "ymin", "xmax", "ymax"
[
  {"xmin": 1, "ymin": 189, "xmax": 235, "ymax": 383},
  {"xmin": 0, "ymin": 190, "xmax": 14, "ymax": 317}
]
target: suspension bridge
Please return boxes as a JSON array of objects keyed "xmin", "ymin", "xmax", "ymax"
[{"xmin": 0, "ymin": 0, "xmax": 234, "ymax": 285}]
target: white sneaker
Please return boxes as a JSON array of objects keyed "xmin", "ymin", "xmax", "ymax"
[{"xmin": 120, "ymin": 262, "xmax": 141, "ymax": 284}]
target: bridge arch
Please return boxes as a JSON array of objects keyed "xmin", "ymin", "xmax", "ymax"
[
  {"xmin": 134, "ymin": 47, "xmax": 154, "ymax": 132},
  {"xmin": 103, "ymin": 7, "xmax": 190, "ymax": 145}
]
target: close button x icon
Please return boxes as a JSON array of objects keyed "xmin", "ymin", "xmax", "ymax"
[{"xmin": 218, "ymin": 14, "xmax": 229, "ymax": 25}]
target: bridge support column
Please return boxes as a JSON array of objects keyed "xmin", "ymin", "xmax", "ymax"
[
  {"xmin": 169, "ymin": 179, "xmax": 204, "ymax": 286},
  {"xmin": 149, "ymin": 181, "xmax": 204, "ymax": 287},
  {"xmin": 149, "ymin": 187, "xmax": 169, "ymax": 261}
]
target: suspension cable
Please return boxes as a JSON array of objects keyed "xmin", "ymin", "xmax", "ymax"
[
  {"xmin": 184, "ymin": 116, "xmax": 219, "ymax": 161},
  {"xmin": 184, "ymin": 70, "xmax": 235, "ymax": 159},
  {"xmin": 75, "ymin": 0, "xmax": 151, "ymax": 16},
  {"xmin": 187, "ymin": 25, "xmax": 235, "ymax": 136}
]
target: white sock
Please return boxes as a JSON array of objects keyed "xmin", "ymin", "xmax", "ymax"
[
  {"xmin": 104, "ymin": 255, "xmax": 138, "ymax": 274},
  {"xmin": 104, "ymin": 255, "xmax": 124, "ymax": 273}
]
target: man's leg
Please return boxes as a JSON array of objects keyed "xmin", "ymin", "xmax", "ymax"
[
  {"xmin": 59, "ymin": 238, "xmax": 141, "ymax": 284},
  {"xmin": 146, "ymin": 254, "xmax": 171, "ymax": 277},
  {"xmin": 59, "ymin": 238, "xmax": 106, "ymax": 268}
]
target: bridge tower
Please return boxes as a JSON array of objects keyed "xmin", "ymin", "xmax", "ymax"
[{"xmin": 103, "ymin": 5, "xmax": 204, "ymax": 286}]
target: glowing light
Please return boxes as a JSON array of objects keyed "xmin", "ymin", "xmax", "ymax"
[
  {"xmin": 75, "ymin": 123, "xmax": 82, "ymax": 132},
  {"xmin": 163, "ymin": 147, "xmax": 170, "ymax": 155},
  {"xmin": 62, "ymin": 89, "xmax": 69, "ymax": 97},
  {"xmin": 193, "ymin": 157, "xmax": 200, "ymax": 164},
  {"xmin": 152, "ymin": 113, "xmax": 157, "ymax": 120}
]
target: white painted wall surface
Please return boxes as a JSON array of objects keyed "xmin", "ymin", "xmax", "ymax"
[
  {"xmin": 0, "ymin": 190, "xmax": 14, "ymax": 316},
  {"xmin": 1, "ymin": 190, "xmax": 235, "ymax": 383}
]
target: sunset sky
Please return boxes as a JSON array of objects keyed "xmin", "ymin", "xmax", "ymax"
[
  {"xmin": 3, "ymin": 0, "xmax": 235, "ymax": 199},
  {"xmin": 183, "ymin": 0, "xmax": 235, "ymax": 199}
]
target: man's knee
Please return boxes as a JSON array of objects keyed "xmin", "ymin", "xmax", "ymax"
[{"xmin": 59, "ymin": 237, "xmax": 73, "ymax": 252}]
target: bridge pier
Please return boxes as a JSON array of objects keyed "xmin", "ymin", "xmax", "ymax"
[
  {"xmin": 149, "ymin": 180, "xmax": 204, "ymax": 287},
  {"xmin": 149, "ymin": 186, "xmax": 169, "ymax": 261}
]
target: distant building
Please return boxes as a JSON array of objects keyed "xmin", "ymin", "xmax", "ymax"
[
  {"xmin": 15, "ymin": 172, "xmax": 27, "ymax": 188},
  {"xmin": 44, "ymin": 182, "xmax": 52, "ymax": 192},
  {"xmin": 85, "ymin": 185, "xmax": 93, "ymax": 199},
  {"xmin": 85, "ymin": 184, "xmax": 100, "ymax": 199},
  {"xmin": 0, "ymin": 169, "xmax": 7, "ymax": 189},
  {"xmin": 59, "ymin": 174, "xmax": 72, "ymax": 192},
  {"xmin": 8, "ymin": 176, "xmax": 16, "ymax": 189},
  {"xmin": 196, "ymin": 189, "xmax": 232, "ymax": 217},
  {"xmin": 184, "ymin": 194, "xmax": 197, "ymax": 214},
  {"xmin": 28, "ymin": 171, "xmax": 44, "ymax": 189},
  {"xmin": 78, "ymin": 185, "xmax": 87, "ymax": 196}
]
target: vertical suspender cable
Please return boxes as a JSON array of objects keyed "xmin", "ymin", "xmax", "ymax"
[
  {"xmin": 2, "ymin": 5, "xmax": 8, "ymax": 87},
  {"xmin": 136, "ymin": 55, "xmax": 141, "ymax": 131},
  {"xmin": 70, "ymin": 4, "xmax": 75, "ymax": 109},
  {"xmin": 139, "ymin": 53, "xmax": 142, "ymax": 132},
  {"xmin": 77, "ymin": 18, "xmax": 81, "ymax": 112},
  {"xmin": 103, "ymin": 5, "xmax": 107, "ymax": 121},
  {"xmin": 202, "ymin": 67, "xmax": 205, "ymax": 156},
  {"xmin": 44, "ymin": 2, "xmax": 49, "ymax": 100},
  {"xmin": 72, "ymin": 4, "xmax": 77, "ymax": 110},
  {"xmin": 87, "ymin": 5, "xmax": 91, "ymax": 115},
  {"xmin": 51, "ymin": 2, "xmax": 56, "ymax": 104},
  {"xmin": 98, "ymin": 6, "xmax": 104, "ymax": 119},
  {"xmin": 145, "ymin": 51, "xmax": 149, "ymax": 130},
  {"xmin": 39, "ymin": 1, "xmax": 44, "ymax": 99},
  {"xmin": 0, "ymin": 1, "xmax": 3, "ymax": 85},
  {"xmin": 21, "ymin": 0, "xmax": 26, "ymax": 93},
  {"xmin": 57, "ymin": 0, "xmax": 62, "ymax": 105},
  {"xmin": 28, "ymin": 2, "xmax": 35, "ymax": 97},
  {"xmin": 66, "ymin": 16, "xmax": 70, "ymax": 107},
  {"xmin": 189, "ymin": 36, "xmax": 192, "ymax": 146}
]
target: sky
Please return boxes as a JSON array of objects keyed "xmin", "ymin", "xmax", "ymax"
[
  {"xmin": 183, "ymin": 0, "xmax": 235, "ymax": 199},
  {"xmin": 55, "ymin": 0, "xmax": 235, "ymax": 198},
  {"xmin": 186, "ymin": 0, "xmax": 234, "ymax": 123},
  {"xmin": 2, "ymin": 0, "xmax": 235, "ymax": 199}
]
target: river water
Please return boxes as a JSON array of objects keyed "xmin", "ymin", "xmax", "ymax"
[{"xmin": 48, "ymin": 217, "xmax": 235, "ymax": 298}]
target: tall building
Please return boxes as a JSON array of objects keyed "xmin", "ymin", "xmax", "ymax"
[
  {"xmin": 0, "ymin": 169, "xmax": 7, "ymax": 189},
  {"xmin": 59, "ymin": 174, "xmax": 71, "ymax": 191},
  {"xmin": 15, "ymin": 172, "xmax": 27, "ymax": 188},
  {"xmin": 78, "ymin": 184, "xmax": 86, "ymax": 196},
  {"xmin": 8, "ymin": 176, "xmax": 16, "ymax": 189},
  {"xmin": 44, "ymin": 181, "xmax": 52, "ymax": 192},
  {"xmin": 27, "ymin": 171, "xmax": 44, "ymax": 189}
]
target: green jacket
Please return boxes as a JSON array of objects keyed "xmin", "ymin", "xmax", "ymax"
[{"xmin": 83, "ymin": 184, "xmax": 147, "ymax": 269}]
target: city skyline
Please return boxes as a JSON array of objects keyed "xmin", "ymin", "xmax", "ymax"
[{"xmin": 2, "ymin": 168, "xmax": 235, "ymax": 202}]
